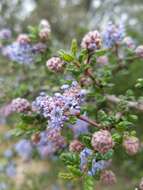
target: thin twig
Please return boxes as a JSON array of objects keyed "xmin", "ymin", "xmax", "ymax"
[
  {"xmin": 77, "ymin": 115, "xmax": 101, "ymax": 128},
  {"xmin": 106, "ymin": 94, "xmax": 143, "ymax": 112}
]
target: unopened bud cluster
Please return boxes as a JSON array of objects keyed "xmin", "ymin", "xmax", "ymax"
[
  {"xmin": 100, "ymin": 170, "xmax": 117, "ymax": 185},
  {"xmin": 81, "ymin": 30, "xmax": 102, "ymax": 50},
  {"xmin": 11, "ymin": 98, "xmax": 31, "ymax": 113},
  {"xmin": 69, "ymin": 139, "xmax": 84, "ymax": 152},
  {"xmin": 39, "ymin": 19, "xmax": 51, "ymax": 40},
  {"xmin": 46, "ymin": 57, "xmax": 65, "ymax": 72},
  {"xmin": 123, "ymin": 136, "xmax": 140, "ymax": 155},
  {"xmin": 91, "ymin": 130, "xmax": 114, "ymax": 154}
]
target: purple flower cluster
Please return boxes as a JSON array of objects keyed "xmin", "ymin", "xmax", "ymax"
[
  {"xmin": 14, "ymin": 128, "xmax": 66, "ymax": 160},
  {"xmin": 0, "ymin": 29, "xmax": 11, "ymax": 40},
  {"xmin": 2, "ymin": 42, "xmax": 37, "ymax": 65},
  {"xmin": 32, "ymin": 81, "xmax": 86, "ymax": 129},
  {"xmin": 0, "ymin": 27, "xmax": 48, "ymax": 65},
  {"xmin": 0, "ymin": 103, "xmax": 13, "ymax": 117},
  {"xmin": 36, "ymin": 128, "xmax": 66, "ymax": 158},
  {"xmin": 0, "ymin": 155, "xmax": 16, "ymax": 179},
  {"xmin": 3, "ymin": 149, "xmax": 13, "ymax": 159},
  {"xmin": 80, "ymin": 148, "xmax": 93, "ymax": 172},
  {"xmin": 88, "ymin": 159, "xmax": 109, "ymax": 176},
  {"xmin": 5, "ymin": 162, "xmax": 16, "ymax": 177},
  {"xmin": 15, "ymin": 139, "xmax": 33, "ymax": 160},
  {"xmin": 69, "ymin": 118, "xmax": 89, "ymax": 137},
  {"xmin": 0, "ymin": 98, "xmax": 30, "ymax": 117},
  {"xmin": 32, "ymin": 42, "xmax": 47, "ymax": 53},
  {"xmin": 80, "ymin": 148, "xmax": 110, "ymax": 176},
  {"xmin": 103, "ymin": 22, "xmax": 125, "ymax": 48}
]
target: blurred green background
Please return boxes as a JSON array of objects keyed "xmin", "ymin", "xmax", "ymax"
[{"xmin": 0, "ymin": 0, "xmax": 143, "ymax": 189}]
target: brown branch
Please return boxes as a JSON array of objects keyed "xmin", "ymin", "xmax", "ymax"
[
  {"xmin": 106, "ymin": 94, "xmax": 143, "ymax": 112},
  {"xmin": 77, "ymin": 115, "xmax": 101, "ymax": 128},
  {"xmin": 73, "ymin": 60, "xmax": 81, "ymax": 68}
]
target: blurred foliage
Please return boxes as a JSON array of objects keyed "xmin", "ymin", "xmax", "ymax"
[{"xmin": 0, "ymin": 0, "xmax": 143, "ymax": 190}]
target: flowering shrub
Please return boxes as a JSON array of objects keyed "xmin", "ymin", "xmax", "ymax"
[{"xmin": 1, "ymin": 19, "xmax": 143, "ymax": 190}]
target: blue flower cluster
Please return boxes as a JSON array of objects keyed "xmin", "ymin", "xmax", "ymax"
[
  {"xmin": 32, "ymin": 81, "xmax": 86, "ymax": 129},
  {"xmin": 68, "ymin": 118, "xmax": 89, "ymax": 137},
  {"xmin": 37, "ymin": 128, "xmax": 66, "ymax": 159},
  {"xmin": 15, "ymin": 139, "xmax": 33, "ymax": 160},
  {"xmin": 103, "ymin": 22, "xmax": 125, "ymax": 48},
  {"xmin": 0, "ymin": 29, "xmax": 11, "ymax": 40},
  {"xmin": 5, "ymin": 162, "xmax": 16, "ymax": 177},
  {"xmin": 2, "ymin": 42, "xmax": 38, "ymax": 65},
  {"xmin": 88, "ymin": 159, "xmax": 108, "ymax": 176},
  {"xmin": 80, "ymin": 148, "xmax": 93, "ymax": 172},
  {"xmin": 1, "ymin": 147, "xmax": 17, "ymax": 179},
  {"xmin": 3, "ymin": 149, "xmax": 13, "ymax": 159},
  {"xmin": 80, "ymin": 148, "xmax": 110, "ymax": 176}
]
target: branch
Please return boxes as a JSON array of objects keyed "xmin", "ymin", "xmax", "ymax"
[
  {"xmin": 85, "ymin": 68, "xmax": 103, "ymax": 88},
  {"xmin": 106, "ymin": 94, "xmax": 143, "ymax": 112},
  {"xmin": 77, "ymin": 115, "xmax": 101, "ymax": 128}
]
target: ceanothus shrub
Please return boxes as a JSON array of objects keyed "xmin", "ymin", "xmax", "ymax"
[{"xmin": 1, "ymin": 19, "xmax": 143, "ymax": 190}]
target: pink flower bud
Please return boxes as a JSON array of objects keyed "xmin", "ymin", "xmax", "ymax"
[
  {"xmin": 91, "ymin": 130, "xmax": 114, "ymax": 154},
  {"xmin": 100, "ymin": 170, "xmax": 117, "ymax": 185},
  {"xmin": 123, "ymin": 136, "xmax": 140, "ymax": 155},
  {"xmin": 81, "ymin": 30, "xmax": 102, "ymax": 50},
  {"xmin": 17, "ymin": 34, "xmax": 30, "ymax": 44},
  {"xmin": 46, "ymin": 57, "xmax": 64, "ymax": 72},
  {"xmin": 11, "ymin": 98, "xmax": 31, "ymax": 113},
  {"xmin": 123, "ymin": 36, "xmax": 135, "ymax": 49},
  {"xmin": 39, "ymin": 19, "xmax": 51, "ymax": 40},
  {"xmin": 39, "ymin": 19, "xmax": 51, "ymax": 31},
  {"xmin": 39, "ymin": 28, "xmax": 50, "ymax": 40},
  {"xmin": 69, "ymin": 139, "xmax": 84, "ymax": 152},
  {"xmin": 135, "ymin": 45, "xmax": 143, "ymax": 58}
]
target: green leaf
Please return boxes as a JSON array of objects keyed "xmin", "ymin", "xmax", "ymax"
[
  {"xmin": 135, "ymin": 78, "xmax": 143, "ymax": 88},
  {"xmin": 83, "ymin": 176, "xmax": 94, "ymax": 190},
  {"xmin": 78, "ymin": 49, "xmax": 88, "ymax": 62},
  {"xmin": 58, "ymin": 50, "xmax": 74, "ymax": 62},
  {"xmin": 116, "ymin": 120, "xmax": 133, "ymax": 131},
  {"xmin": 27, "ymin": 26, "xmax": 38, "ymax": 33},
  {"xmin": 13, "ymin": 84, "xmax": 29, "ymax": 97},
  {"xmin": 59, "ymin": 172, "xmax": 74, "ymax": 180},
  {"xmin": 112, "ymin": 133, "xmax": 122, "ymax": 143},
  {"xmin": 27, "ymin": 26, "xmax": 39, "ymax": 41},
  {"xmin": 103, "ymin": 149, "xmax": 114, "ymax": 160},
  {"xmin": 71, "ymin": 38, "xmax": 78, "ymax": 56},
  {"xmin": 21, "ymin": 114, "xmax": 35, "ymax": 124},
  {"xmin": 128, "ymin": 114, "xmax": 138, "ymax": 122},
  {"xmin": 69, "ymin": 116, "xmax": 77, "ymax": 124},
  {"xmin": 95, "ymin": 49, "xmax": 107, "ymax": 56},
  {"xmin": 67, "ymin": 165, "xmax": 82, "ymax": 177},
  {"xmin": 80, "ymin": 135, "xmax": 91, "ymax": 148},
  {"xmin": 60, "ymin": 152, "xmax": 79, "ymax": 166},
  {"xmin": 10, "ymin": 128, "xmax": 25, "ymax": 137}
]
